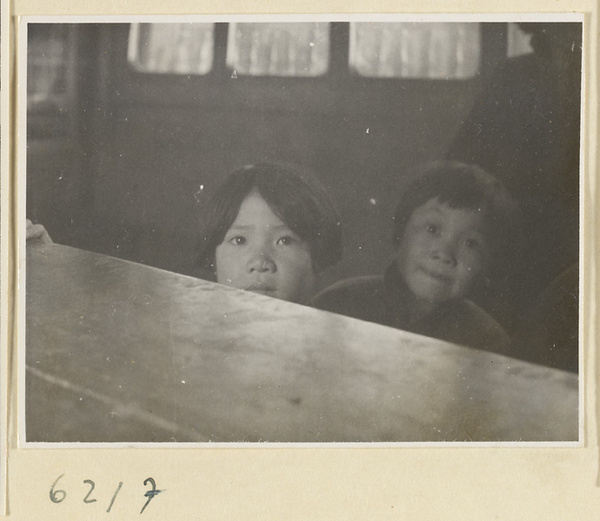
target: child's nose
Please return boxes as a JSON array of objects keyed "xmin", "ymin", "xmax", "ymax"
[
  {"xmin": 431, "ymin": 238, "xmax": 456, "ymax": 266},
  {"xmin": 247, "ymin": 250, "xmax": 277, "ymax": 273}
]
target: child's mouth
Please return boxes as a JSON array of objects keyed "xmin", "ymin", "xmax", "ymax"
[{"xmin": 419, "ymin": 266, "xmax": 452, "ymax": 283}]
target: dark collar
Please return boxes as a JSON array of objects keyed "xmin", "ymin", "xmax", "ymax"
[{"xmin": 382, "ymin": 261, "xmax": 412, "ymax": 328}]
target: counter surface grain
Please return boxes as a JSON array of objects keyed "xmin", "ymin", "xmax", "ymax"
[{"xmin": 25, "ymin": 244, "xmax": 579, "ymax": 443}]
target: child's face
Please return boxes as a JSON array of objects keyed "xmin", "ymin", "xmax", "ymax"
[
  {"xmin": 215, "ymin": 190, "xmax": 317, "ymax": 304},
  {"xmin": 395, "ymin": 197, "xmax": 489, "ymax": 307}
]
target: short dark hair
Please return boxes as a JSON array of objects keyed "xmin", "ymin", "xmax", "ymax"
[
  {"xmin": 197, "ymin": 162, "xmax": 342, "ymax": 278},
  {"xmin": 392, "ymin": 161, "xmax": 520, "ymax": 280}
]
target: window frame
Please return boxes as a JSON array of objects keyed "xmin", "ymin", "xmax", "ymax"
[
  {"xmin": 27, "ymin": 24, "xmax": 81, "ymax": 139},
  {"xmin": 108, "ymin": 23, "xmax": 510, "ymax": 112},
  {"xmin": 26, "ymin": 22, "xmax": 512, "ymax": 124}
]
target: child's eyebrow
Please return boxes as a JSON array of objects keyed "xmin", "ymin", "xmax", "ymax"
[
  {"xmin": 271, "ymin": 224, "xmax": 297, "ymax": 232},
  {"xmin": 227, "ymin": 224, "xmax": 253, "ymax": 230},
  {"xmin": 228, "ymin": 223, "xmax": 296, "ymax": 232}
]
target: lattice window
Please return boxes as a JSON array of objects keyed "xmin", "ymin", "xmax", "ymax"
[
  {"xmin": 349, "ymin": 22, "xmax": 480, "ymax": 79},
  {"xmin": 28, "ymin": 24, "xmax": 70, "ymax": 108},
  {"xmin": 128, "ymin": 23, "xmax": 215, "ymax": 75},
  {"xmin": 226, "ymin": 22, "xmax": 329, "ymax": 77}
]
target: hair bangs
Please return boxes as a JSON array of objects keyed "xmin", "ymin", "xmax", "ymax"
[{"xmin": 197, "ymin": 162, "xmax": 342, "ymax": 277}]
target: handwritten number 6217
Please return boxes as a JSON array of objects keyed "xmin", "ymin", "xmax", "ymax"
[{"xmin": 49, "ymin": 474, "xmax": 159, "ymax": 514}]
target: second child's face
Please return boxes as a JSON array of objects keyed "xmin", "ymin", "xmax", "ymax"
[
  {"xmin": 395, "ymin": 198, "xmax": 489, "ymax": 307},
  {"xmin": 215, "ymin": 190, "xmax": 317, "ymax": 304}
]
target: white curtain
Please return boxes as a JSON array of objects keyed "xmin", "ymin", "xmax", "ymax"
[
  {"xmin": 506, "ymin": 23, "xmax": 534, "ymax": 58},
  {"xmin": 128, "ymin": 23, "xmax": 215, "ymax": 75},
  {"xmin": 349, "ymin": 22, "xmax": 481, "ymax": 79},
  {"xmin": 28, "ymin": 25, "xmax": 69, "ymax": 106},
  {"xmin": 226, "ymin": 23, "xmax": 329, "ymax": 77}
]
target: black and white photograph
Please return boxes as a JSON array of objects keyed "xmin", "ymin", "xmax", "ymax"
[{"xmin": 21, "ymin": 16, "xmax": 581, "ymax": 444}]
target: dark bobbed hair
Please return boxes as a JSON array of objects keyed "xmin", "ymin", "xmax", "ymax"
[
  {"xmin": 197, "ymin": 162, "xmax": 342, "ymax": 278},
  {"xmin": 392, "ymin": 161, "xmax": 521, "ymax": 280}
]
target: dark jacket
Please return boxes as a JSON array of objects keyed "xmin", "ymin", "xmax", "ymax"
[{"xmin": 312, "ymin": 263, "xmax": 511, "ymax": 355}]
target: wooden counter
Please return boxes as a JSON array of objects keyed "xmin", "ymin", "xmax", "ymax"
[{"xmin": 25, "ymin": 243, "xmax": 578, "ymax": 443}]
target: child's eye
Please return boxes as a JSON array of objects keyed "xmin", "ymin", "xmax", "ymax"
[
  {"xmin": 228, "ymin": 236, "xmax": 246, "ymax": 246},
  {"xmin": 276, "ymin": 236, "xmax": 295, "ymax": 246},
  {"xmin": 465, "ymin": 238, "xmax": 479, "ymax": 248},
  {"xmin": 426, "ymin": 224, "xmax": 438, "ymax": 234}
]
